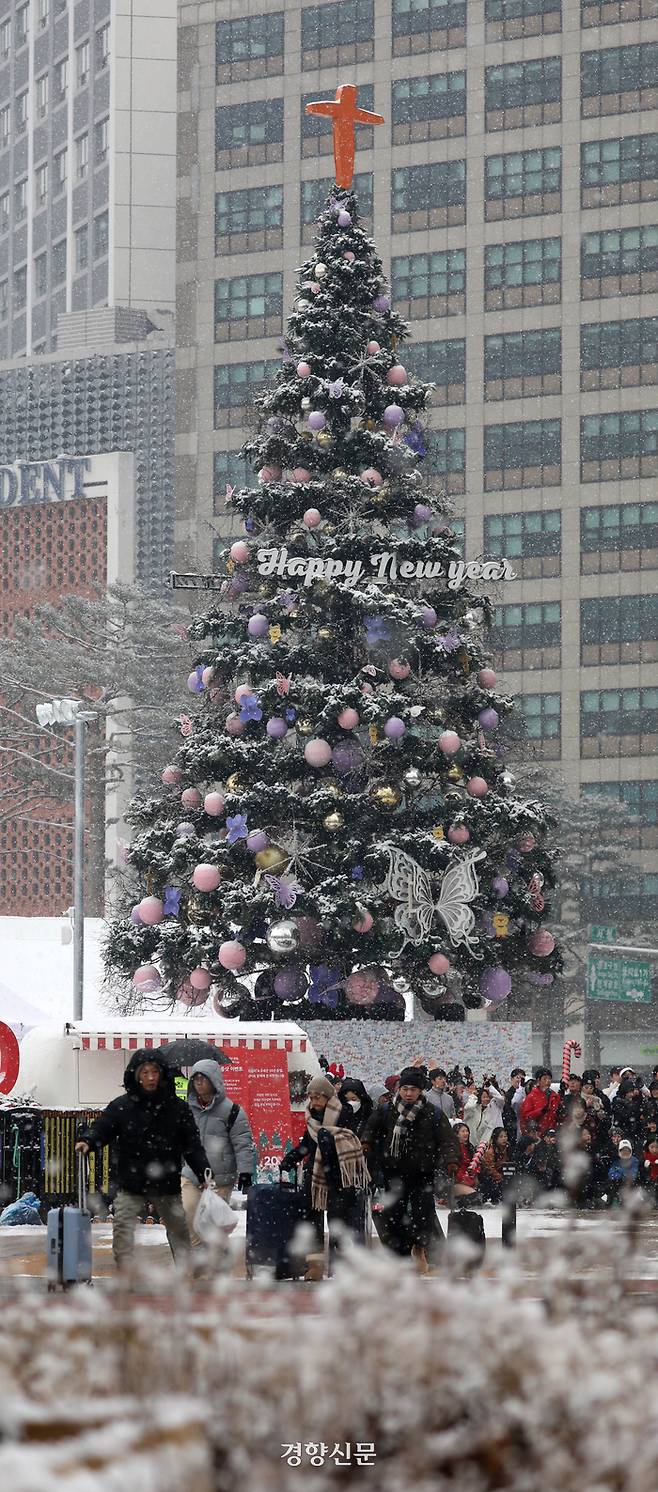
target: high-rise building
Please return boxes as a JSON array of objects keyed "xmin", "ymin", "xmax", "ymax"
[
  {"xmin": 0, "ymin": 0, "xmax": 176, "ymax": 357},
  {"xmin": 177, "ymin": 0, "xmax": 658, "ymax": 1049}
]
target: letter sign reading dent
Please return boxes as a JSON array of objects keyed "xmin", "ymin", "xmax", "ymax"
[{"xmin": 0, "ymin": 457, "xmax": 91, "ymax": 507}]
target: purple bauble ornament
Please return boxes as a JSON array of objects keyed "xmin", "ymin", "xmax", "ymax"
[
  {"xmin": 422, "ymin": 606, "xmax": 437, "ymax": 629},
  {"xmin": 373, "ymin": 294, "xmax": 390, "ymax": 312},
  {"xmin": 308, "ymin": 410, "xmax": 326, "ymax": 431},
  {"xmin": 273, "ymin": 966, "xmax": 308, "ymax": 1000},
  {"xmin": 414, "ymin": 503, "xmax": 433, "ymax": 523},
  {"xmin": 176, "ymin": 821, "xmax": 195, "ymax": 838},
  {"xmin": 247, "ymin": 613, "xmax": 269, "ymax": 638},
  {"xmin": 266, "ymin": 716, "xmax": 287, "ymax": 739},
  {"xmin": 480, "ymin": 967, "xmax": 512, "ymax": 1003},
  {"xmin": 130, "ymin": 904, "xmax": 142, "ymax": 924},
  {"xmin": 229, "ymin": 573, "xmax": 249, "ymax": 598},
  {"xmin": 493, "ymin": 875, "xmax": 509, "ymax": 898},
  {"xmin": 332, "ymin": 741, "xmax": 362, "ymax": 775},
  {"xmin": 246, "ymin": 829, "xmax": 269, "ymax": 854},
  {"xmin": 337, "ymin": 209, "xmax": 352, "ymax": 227},
  {"xmin": 383, "ymin": 404, "xmax": 404, "ymax": 426},
  {"xmin": 384, "ymin": 716, "xmax": 406, "ymax": 740},
  {"xmin": 479, "ymin": 708, "xmax": 500, "ymax": 732}
]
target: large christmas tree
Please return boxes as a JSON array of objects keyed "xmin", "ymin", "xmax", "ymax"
[{"xmin": 104, "ymin": 88, "xmax": 560, "ymax": 1023}]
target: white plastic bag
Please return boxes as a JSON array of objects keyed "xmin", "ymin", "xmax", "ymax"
[{"xmin": 194, "ymin": 1171, "xmax": 238, "ymax": 1241}]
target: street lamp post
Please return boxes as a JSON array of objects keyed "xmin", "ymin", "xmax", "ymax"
[{"xmin": 35, "ymin": 700, "xmax": 98, "ymax": 1021}]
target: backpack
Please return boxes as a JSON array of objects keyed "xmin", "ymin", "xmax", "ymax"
[{"xmin": 226, "ymin": 1101, "xmax": 239, "ymax": 1134}]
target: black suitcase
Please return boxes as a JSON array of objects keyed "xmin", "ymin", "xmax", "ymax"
[
  {"xmin": 447, "ymin": 1205, "xmax": 486, "ymax": 1265},
  {"xmin": 246, "ymin": 1172, "xmax": 306, "ymax": 1280}
]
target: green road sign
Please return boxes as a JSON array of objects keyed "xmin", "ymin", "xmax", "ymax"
[
  {"xmin": 587, "ymin": 952, "xmax": 652, "ymax": 1004},
  {"xmin": 589, "ymin": 925, "xmax": 617, "ymax": 945}
]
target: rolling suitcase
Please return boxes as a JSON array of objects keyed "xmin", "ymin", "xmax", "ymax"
[
  {"xmin": 447, "ymin": 1185, "xmax": 486, "ymax": 1267},
  {"xmin": 47, "ymin": 1153, "xmax": 93, "ymax": 1290},
  {"xmin": 245, "ymin": 1170, "xmax": 306, "ymax": 1280}
]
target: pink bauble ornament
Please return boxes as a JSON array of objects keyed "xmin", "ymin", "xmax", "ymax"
[
  {"xmin": 366, "ymin": 340, "xmax": 380, "ymax": 355},
  {"xmin": 304, "ymin": 737, "xmax": 332, "ymax": 768},
  {"xmin": 310, "ymin": 281, "xmax": 321, "ymax": 294},
  {"xmin": 448, "ymin": 824, "xmax": 470, "ymax": 845},
  {"xmin": 353, "ymin": 908, "xmax": 373, "ymax": 933},
  {"xmin": 528, "ymin": 929, "xmax": 555, "ymax": 958},
  {"xmin": 204, "ymin": 791, "xmax": 225, "ymax": 816},
  {"xmin": 192, "ymin": 863, "xmax": 221, "ymax": 892},
  {"xmin": 345, "ymin": 968, "xmax": 380, "ymax": 1005},
  {"xmin": 478, "ymin": 668, "xmax": 497, "ymax": 689},
  {"xmin": 297, "ymin": 361, "xmax": 311, "ymax": 378},
  {"xmin": 181, "ymin": 787, "xmax": 201, "ymax": 810},
  {"xmin": 219, "ymin": 940, "xmax": 246, "ymax": 970},
  {"xmin": 439, "ymin": 730, "xmax": 461, "ymax": 756},
  {"xmin": 178, "ymin": 985, "xmax": 209, "ymax": 1009},
  {"xmin": 201, "ymin": 666, "xmax": 214, "ymax": 688},
  {"xmin": 428, "ymin": 952, "xmax": 450, "ymax": 976},
  {"xmin": 338, "ymin": 706, "xmax": 360, "ymax": 729},
  {"xmin": 467, "ymin": 776, "xmax": 489, "ymax": 798},
  {"xmin": 187, "ymin": 671, "xmax": 202, "ymax": 692},
  {"xmin": 258, "ymin": 465, "xmax": 282, "ymax": 484},
  {"xmin": 247, "ymin": 614, "xmax": 269, "ymax": 638},
  {"xmin": 230, "ymin": 540, "xmax": 249, "ymax": 564},
  {"xmin": 162, "ymin": 765, "xmax": 181, "ymax": 787},
  {"xmin": 133, "ymin": 964, "xmax": 162, "ymax": 993},
  {"xmin": 226, "ymin": 712, "xmax": 245, "ymax": 737},
  {"xmin": 387, "ymin": 364, "xmax": 407, "ymax": 386},
  {"xmin": 303, "ymin": 508, "xmax": 322, "ymax": 528},
  {"xmin": 190, "ymin": 968, "xmax": 212, "ymax": 991},
  {"xmin": 235, "ymin": 683, "xmax": 254, "ymax": 704},
  {"xmin": 293, "ymin": 467, "xmax": 311, "ymax": 483},
  {"xmin": 360, "ymin": 467, "xmax": 383, "ymax": 488},
  {"xmin": 518, "ymin": 833, "xmax": 536, "ymax": 853},
  {"xmin": 138, "ymin": 896, "xmax": 164, "ymax": 926},
  {"xmin": 388, "ymin": 659, "xmax": 411, "ymax": 681},
  {"xmin": 343, "ymin": 251, "xmax": 355, "ymax": 263}
]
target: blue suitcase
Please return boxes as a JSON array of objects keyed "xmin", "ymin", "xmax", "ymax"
[
  {"xmin": 246, "ymin": 1172, "xmax": 306, "ymax": 1280},
  {"xmin": 47, "ymin": 1155, "xmax": 93, "ymax": 1290}
]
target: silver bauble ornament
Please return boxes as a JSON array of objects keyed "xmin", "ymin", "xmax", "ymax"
[
  {"xmin": 404, "ymin": 767, "xmax": 422, "ymax": 790},
  {"xmin": 266, "ymin": 920, "xmax": 300, "ymax": 955}
]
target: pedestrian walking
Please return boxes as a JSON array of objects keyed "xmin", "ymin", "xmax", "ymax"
[
  {"xmin": 282, "ymin": 1074, "xmax": 370, "ymax": 1278},
  {"xmin": 362, "ymin": 1066, "xmax": 459, "ymax": 1274},
  {"xmin": 337, "ymin": 1077, "xmax": 374, "ymax": 1139},
  {"xmin": 180, "ymin": 1060, "xmax": 255, "ymax": 1250},
  {"xmin": 425, "ymin": 1067, "xmax": 456, "ymax": 1120},
  {"xmin": 76, "ymin": 1048, "xmax": 210, "ymax": 1269}
]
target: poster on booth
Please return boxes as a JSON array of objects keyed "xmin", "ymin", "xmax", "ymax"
[{"xmin": 220, "ymin": 1047, "xmax": 294, "ymax": 1183}]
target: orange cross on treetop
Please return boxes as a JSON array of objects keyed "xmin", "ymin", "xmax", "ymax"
[{"xmin": 305, "ymin": 84, "xmax": 384, "ymax": 190}]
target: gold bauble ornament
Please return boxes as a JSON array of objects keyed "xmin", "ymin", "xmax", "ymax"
[
  {"xmin": 493, "ymin": 912, "xmax": 510, "ymax": 938},
  {"xmin": 323, "ymin": 810, "xmax": 345, "ymax": 831},
  {"xmin": 370, "ymin": 784, "xmax": 402, "ymax": 810},
  {"xmin": 268, "ymin": 624, "xmax": 282, "ymax": 643},
  {"xmin": 226, "ymin": 772, "xmax": 247, "ymax": 793},
  {"xmin": 368, "ymin": 725, "xmax": 379, "ymax": 745},
  {"xmin": 296, "ymin": 717, "xmax": 314, "ymax": 735},
  {"xmin": 333, "ymin": 469, "xmax": 348, "ymax": 479},
  {"xmin": 315, "ymin": 430, "xmax": 332, "ymax": 448},
  {"xmin": 318, "ymin": 626, "xmax": 333, "ymax": 641},
  {"xmin": 447, "ymin": 765, "xmax": 464, "ymax": 783},
  {"xmin": 255, "ymin": 844, "xmax": 289, "ymax": 873},
  {"xmin": 432, "ymin": 826, "xmax": 445, "ymax": 841},
  {"xmin": 323, "ymin": 782, "xmax": 341, "ymax": 797},
  {"xmin": 370, "ymin": 490, "xmax": 386, "ymax": 504}
]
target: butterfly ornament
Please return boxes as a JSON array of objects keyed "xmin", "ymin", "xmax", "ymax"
[{"xmin": 379, "ymin": 845, "xmax": 486, "ymax": 955}]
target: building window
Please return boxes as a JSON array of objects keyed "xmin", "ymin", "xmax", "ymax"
[
  {"xmin": 485, "ymin": 147, "xmax": 561, "ymax": 220},
  {"xmin": 581, "ymin": 501, "xmax": 658, "ymax": 574},
  {"xmin": 34, "ymin": 253, "xmax": 48, "ymax": 299},
  {"xmin": 36, "ymin": 162, "xmax": 48, "ymax": 209},
  {"xmin": 581, "ymin": 409, "xmax": 658, "ymax": 482},
  {"xmin": 581, "ymin": 595, "xmax": 658, "ymax": 666},
  {"xmin": 75, "ymin": 224, "xmax": 88, "ymax": 271},
  {"xmin": 0, "ymin": 106, "xmax": 9, "ymax": 149},
  {"xmin": 581, "ymin": 689, "xmax": 658, "ymax": 758},
  {"xmin": 392, "ymin": 0, "xmax": 466, "ymax": 56},
  {"xmin": 485, "ymin": 0, "xmax": 561, "ymax": 40},
  {"xmin": 213, "ymin": 450, "xmax": 253, "ymax": 511},
  {"xmin": 520, "ymin": 693, "xmax": 561, "ymax": 757},
  {"xmin": 13, "ymin": 265, "xmax": 27, "ymax": 312},
  {"xmin": 16, "ymin": 92, "xmax": 28, "ymax": 135},
  {"xmin": 300, "ymin": 178, "xmax": 372, "ymax": 248},
  {"xmin": 582, "ymin": 0, "xmax": 655, "ymax": 23},
  {"xmin": 581, "ymin": 316, "xmax": 658, "ymax": 392},
  {"xmin": 94, "ymin": 211, "xmax": 109, "ymax": 259},
  {"xmin": 426, "ymin": 428, "xmax": 465, "ymax": 494},
  {"xmin": 0, "ymin": 19, "xmax": 10, "ymax": 56},
  {"xmin": 391, "ymin": 249, "xmax": 466, "ymax": 319},
  {"xmin": 407, "ymin": 339, "xmax": 466, "ymax": 405},
  {"xmin": 216, "ymin": 12, "xmax": 284, "ymax": 82},
  {"xmin": 484, "ymin": 510, "xmax": 561, "ymax": 577},
  {"xmin": 52, "ymin": 239, "xmax": 67, "ymax": 286},
  {"xmin": 15, "ymin": 179, "xmax": 28, "ymax": 222},
  {"xmin": 491, "ymin": 602, "xmax": 561, "ymax": 670},
  {"xmin": 56, "ymin": 57, "xmax": 69, "ymax": 101},
  {"xmin": 391, "ymin": 161, "xmax": 466, "ymax": 232},
  {"xmin": 302, "ymin": 86, "xmax": 375, "ymax": 159},
  {"xmin": 581, "ymin": 225, "xmax": 658, "ymax": 300},
  {"xmin": 485, "ymin": 236, "xmax": 561, "ymax": 310},
  {"xmin": 301, "ymin": 0, "xmax": 374, "ymax": 68},
  {"xmin": 214, "ymin": 272, "xmax": 283, "ymax": 342},
  {"xmin": 0, "ymin": 193, "xmax": 8, "ymax": 232},
  {"xmin": 96, "ymin": 22, "xmax": 110, "ymax": 70},
  {"xmin": 391, "ymin": 72, "xmax": 466, "ymax": 145},
  {"xmin": 36, "ymin": 75, "xmax": 49, "ymax": 118},
  {"xmin": 582, "ymin": 780, "xmax": 658, "ymax": 849},
  {"xmin": 215, "ymin": 99, "xmax": 284, "ymax": 169},
  {"xmin": 581, "ymin": 44, "xmax": 658, "ymax": 118},
  {"xmin": 0, "ymin": 281, "xmax": 7, "ymax": 320},
  {"xmin": 54, "ymin": 148, "xmax": 67, "ymax": 194},
  {"xmin": 485, "ymin": 57, "xmax": 561, "ymax": 131},
  {"xmin": 214, "ymin": 359, "xmax": 280, "ymax": 428},
  {"xmin": 484, "ymin": 418, "xmax": 561, "ymax": 490},
  {"xmin": 484, "ymin": 328, "xmax": 561, "ymax": 400},
  {"xmin": 581, "ymin": 134, "xmax": 658, "ymax": 209},
  {"xmin": 76, "ymin": 40, "xmax": 90, "ymax": 89},
  {"xmin": 95, "ymin": 118, "xmax": 109, "ymax": 166},
  {"xmin": 38, "ymin": 0, "xmax": 49, "ymax": 27},
  {"xmin": 15, "ymin": 3, "xmax": 29, "ymax": 47},
  {"xmin": 215, "ymin": 184, "xmax": 283, "ymax": 254},
  {"xmin": 75, "ymin": 134, "xmax": 89, "ymax": 180}
]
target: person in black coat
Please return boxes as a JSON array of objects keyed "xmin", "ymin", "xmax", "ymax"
[
  {"xmin": 361, "ymin": 1066, "xmax": 459, "ymax": 1273},
  {"xmin": 611, "ymin": 1078, "xmax": 646, "ymax": 1150},
  {"xmin": 337, "ymin": 1077, "xmax": 374, "ymax": 1139},
  {"xmin": 76, "ymin": 1048, "xmax": 210, "ymax": 1268},
  {"xmin": 282, "ymin": 1075, "xmax": 369, "ymax": 1275}
]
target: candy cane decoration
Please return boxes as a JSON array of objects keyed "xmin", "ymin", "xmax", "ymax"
[
  {"xmin": 466, "ymin": 1137, "xmax": 489, "ymax": 1181},
  {"xmin": 562, "ymin": 1039, "xmax": 582, "ymax": 1085}
]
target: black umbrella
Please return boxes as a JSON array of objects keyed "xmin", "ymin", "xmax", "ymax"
[{"xmin": 160, "ymin": 1040, "xmax": 232, "ymax": 1069}]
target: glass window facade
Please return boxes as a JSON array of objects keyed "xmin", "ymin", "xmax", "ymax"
[
  {"xmin": 580, "ymin": 502, "xmax": 658, "ymax": 573},
  {"xmin": 215, "ymin": 99, "xmax": 284, "ymax": 166},
  {"xmin": 485, "ymin": 147, "xmax": 561, "ymax": 218},
  {"xmin": 485, "ymin": 510, "xmax": 561, "ymax": 576},
  {"xmin": 484, "ymin": 328, "xmax": 561, "ymax": 398},
  {"xmin": 485, "ymin": 57, "xmax": 561, "ymax": 128},
  {"xmin": 581, "ymin": 595, "xmax": 658, "ymax": 665},
  {"xmin": 521, "ymin": 692, "xmax": 562, "ymax": 755},
  {"xmin": 214, "ymin": 272, "xmax": 283, "ymax": 341},
  {"xmin": 301, "ymin": 0, "xmax": 374, "ymax": 64},
  {"xmin": 300, "ymin": 174, "xmax": 372, "ymax": 240},
  {"xmin": 391, "ymin": 248, "xmax": 466, "ymax": 317},
  {"xmin": 581, "ymin": 409, "xmax": 658, "ymax": 480},
  {"xmin": 484, "ymin": 419, "xmax": 562, "ymax": 488},
  {"xmin": 426, "ymin": 427, "xmax": 465, "ymax": 493},
  {"xmin": 216, "ymin": 12, "xmax": 284, "ymax": 82},
  {"xmin": 581, "ymin": 44, "xmax": 658, "ymax": 116},
  {"xmin": 581, "ymin": 316, "xmax": 658, "ymax": 390},
  {"xmin": 581, "ymin": 134, "xmax": 658, "ymax": 207},
  {"xmin": 392, "ymin": 73, "xmax": 466, "ymax": 143},
  {"xmin": 391, "ymin": 161, "xmax": 466, "ymax": 230},
  {"xmin": 581, "ymin": 226, "xmax": 658, "ymax": 299},
  {"xmin": 485, "ymin": 237, "xmax": 561, "ymax": 309},
  {"xmin": 486, "ymin": 0, "xmax": 561, "ymax": 38},
  {"xmin": 406, "ymin": 339, "xmax": 466, "ymax": 403},
  {"xmin": 581, "ymin": 689, "xmax": 658, "ymax": 757},
  {"xmin": 214, "ymin": 358, "xmax": 280, "ymax": 427},
  {"xmin": 213, "ymin": 450, "xmax": 254, "ymax": 512},
  {"xmin": 492, "ymin": 602, "xmax": 561, "ymax": 668},
  {"xmin": 392, "ymin": 0, "xmax": 466, "ymax": 54},
  {"xmin": 215, "ymin": 185, "xmax": 284, "ymax": 252}
]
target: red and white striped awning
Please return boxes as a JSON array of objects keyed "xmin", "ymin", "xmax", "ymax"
[{"xmin": 78, "ymin": 1031, "xmax": 307, "ymax": 1054}]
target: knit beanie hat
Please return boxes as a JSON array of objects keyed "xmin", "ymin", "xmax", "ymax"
[
  {"xmin": 307, "ymin": 1075, "xmax": 336, "ymax": 1100},
  {"xmin": 399, "ymin": 1066, "xmax": 427, "ymax": 1091},
  {"xmin": 384, "ymin": 1074, "xmax": 400, "ymax": 1094}
]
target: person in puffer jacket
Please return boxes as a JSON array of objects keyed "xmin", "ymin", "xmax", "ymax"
[{"xmin": 181, "ymin": 1060, "xmax": 256, "ymax": 1249}]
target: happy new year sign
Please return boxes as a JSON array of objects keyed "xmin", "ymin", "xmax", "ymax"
[{"xmin": 256, "ymin": 548, "xmax": 517, "ymax": 590}]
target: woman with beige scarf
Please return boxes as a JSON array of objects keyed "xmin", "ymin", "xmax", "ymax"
[{"xmin": 281, "ymin": 1074, "xmax": 370, "ymax": 1279}]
